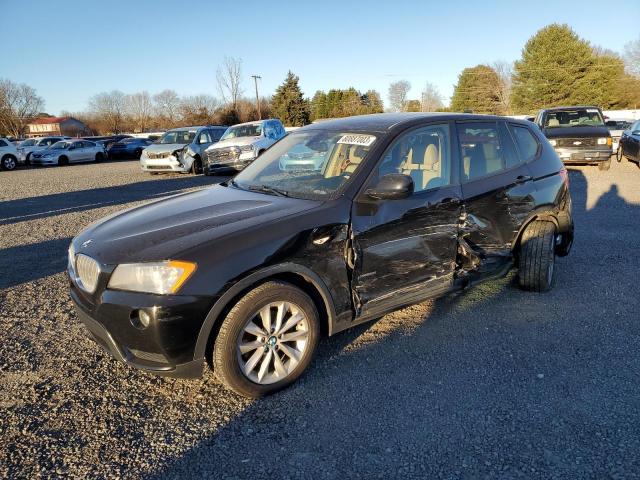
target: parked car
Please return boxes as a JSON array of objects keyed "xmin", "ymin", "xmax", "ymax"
[
  {"xmin": 17, "ymin": 136, "xmax": 70, "ymax": 163},
  {"xmin": 0, "ymin": 137, "xmax": 19, "ymax": 170},
  {"xmin": 107, "ymin": 137, "xmax": 154, "ymax": 159},
  {"xmin": 30, "ymin": 139, "xmax": 106, "ymax": 165},
  {"xmin": 535, "ymin": 106, "xmax": 613, "ymax": 170},
  {"xmin": 204, "ymin": 119, "xmax": 287, "ymax": 175},
  {"xmin": 617, "ymin": 119, "xmax": 640, "ymax": 166},
  {"xmin": 140, "ymin": 126, "xmax": 227, "ymax": 174},
  {"xmin": 606, "ymin": 119, "xmax": 636, "ymax": 153},
  {"xmin": 68, "ymin": 113, "xmax": 574, "ymax": 398}
]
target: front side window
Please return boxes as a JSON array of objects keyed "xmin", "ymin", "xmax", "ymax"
[
  {"xmin": 376, "ymin": 124, "xmax": 451, "ymax": 192},
  {"xmin": 458, "ymin": 122, "xmax": 504, "ymax": 181},
  {"xmin": 543, "ymin": 108, "xmax": 605, "ymax": 128},
  {"xmin": 21, "ymin": 139, "xmax": 36, "ymax": 147},
  {"xmin": 159, "ymin": 130, "xmax": 196, "ymax": 144},
  {"xmin": 209, "ymin": 129, "xmax": 225, "ymax": 141},
  {"xmin": 221, "ymin": 124, "xmax": 262, "ymax": 140},
  {"xmin": 510, "ymin": 125, "xmax": 539, "ymax": 163},
  {"xmin": 198, "ymin": 130, "xmax": 212, "ymax": 144},
  {"xmin": 50, "ymin": 141, "xmax": 70, "ymax": 150},
  {"xmin": 233, "ymin": 130, "xmax": 376, "ymax": 199}
]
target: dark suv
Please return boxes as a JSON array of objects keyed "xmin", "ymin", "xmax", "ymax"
[
  {"xmin": 535, "ymin": 106, "xmax": 613, "ymax": 170},
  {"xmin": 68, "ymin": 113, "xmax": 573, "ymax": 397}
]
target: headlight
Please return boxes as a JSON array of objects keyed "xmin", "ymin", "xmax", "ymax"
[
  {"xmin": 108, "ymin": 260, "xmax": 197, "ymax": 294},
  {"xmin": 240, "ymin": 145, "xmax": 257, "ymax": 157},
  {"xmin": 549, "ymin": 139, "xmax": 557, "ymax": 147},
  {"xmin": 597, "ymin": 137, "xmax": 611, "ymax": 146}
]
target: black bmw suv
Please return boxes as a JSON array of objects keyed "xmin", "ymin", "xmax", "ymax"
[{"xmin": 68, "ymin": 113, "xmax": 574, "ymax": 397}]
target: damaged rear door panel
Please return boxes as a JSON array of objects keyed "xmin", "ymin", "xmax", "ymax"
[{"xmin": 455, "ymin": 120, "xmax": 537, "ymax": 279}]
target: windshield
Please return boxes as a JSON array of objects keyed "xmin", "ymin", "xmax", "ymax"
[
  {"xmin": 50, "ymin": 141, "xmax": 70, "ymax": 150},
  {"xmin": 220, "ymin": 124, "xmax": 262, "ymax": 140},
  {"xmin": 159, "ymin": 130, "xmax": 196, "ymax": 144},
  {"xmin": 233, "ymin": 130, "xmax": 377, "ymax": 200},
  {"xmin": 544, "ymin": 108, "xmax": 605, "ymax": 128},
  {"xmin": 21, "ymin": 139, "xmax": 36, "ymax": 147}
]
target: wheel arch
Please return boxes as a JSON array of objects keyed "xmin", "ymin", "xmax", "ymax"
[
  {"xmin": 512, "ymin": 209, "xmax": 560, "ymax": 260},
  {"xmin": 194, "ymin": 263, "xmax": 336, "ymax": 365}
]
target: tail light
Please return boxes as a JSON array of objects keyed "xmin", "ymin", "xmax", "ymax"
[{"xmin": 559, "ymin": 167, "xmax": 569, "ymax": 188}]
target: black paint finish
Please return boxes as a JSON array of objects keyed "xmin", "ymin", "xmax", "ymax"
[{"xmin": 68, "ymin": 113, "xmax": 574, "ymax": 378}]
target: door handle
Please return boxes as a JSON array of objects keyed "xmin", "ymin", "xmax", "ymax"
[{"xmin": 515, "ymin": 175, "xmax": 532, "ymax": 184}]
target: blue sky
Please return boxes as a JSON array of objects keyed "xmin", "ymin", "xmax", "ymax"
[{"xmin": 1, "ymin": 0, "xmax": 638, "ymax": 115}]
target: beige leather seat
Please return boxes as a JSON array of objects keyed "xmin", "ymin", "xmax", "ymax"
[
  {"xmin": 325, "ymin": 145, "xmax": 365, "ymax": 177},
  {"xmin": 547, "ymin": 118, "xmax": 560, "ymax": 127}
]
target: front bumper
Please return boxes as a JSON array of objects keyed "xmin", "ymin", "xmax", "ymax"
[
  {"xmin": 554, "ymin": 147, "xmax": 613, "ymax": 164},
  {"xmin": 140, "ymin": 155, "xmax": 189, "ymax": 173},
  {"xmin": 30, "ymin": 156, "xmax": 59, "ymax": 165},
  {"xmin": 205, "ymin": 158, "xmax": 254, "ymax": 174},
  {"xmin": 69, "ymin": 273, "xmax": 212, "ymax": 378}
]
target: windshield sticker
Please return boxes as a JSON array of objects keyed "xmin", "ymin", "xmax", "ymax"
[
  {"xmin": 587, "ymin": 108, "xmax": 599, "ymax": 113},
  {"xmin": 337, "ymin": 134, "xmax": 376, "ymax": 147}
]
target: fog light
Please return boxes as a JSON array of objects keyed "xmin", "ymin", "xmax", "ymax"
[{"xmin": 130, "ymin": 309, "xmax": 151, "ymax": 329}]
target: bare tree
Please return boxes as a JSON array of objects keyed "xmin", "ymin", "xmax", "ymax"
[
  {"xmin": 387, "ymin": 80, "xmax": 411, "ymax": 112},
  {"xmin": 179, "ymin": 94, "xmax": 220, "ymax": 125},
  {"xmin": 153, "ymin": 89, "xmax": 181, "ymax": 128},
  {"xmin": 88, "ymin": 90, "xmax": 127, "ymax": 133},
  {"xmin": 216, "ymin": 56, "xmax": 244, "ymax": 110},
  {"xmin": 126, "ymin": 91, "xmax": 153, "ymax": 132},
  {"xmin": 492, "ymin": 60, "xmax": 513, "ymax": 114},
  {"xmin": 624, "ymin": 37, "xmax": 640, "ymax": 77},
  {"xmin": 0, "ymin": 79, "xmax": 45, "ymax": 137},
  {"xmin": 420, "ymin": 82, "xmax": 444, "ymax": 112}
]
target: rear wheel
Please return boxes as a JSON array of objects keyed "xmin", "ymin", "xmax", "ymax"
[
  {"xmin": 134, "ymin": 148, "xmax": 143, "ymax": 159},
  {"xmin": 616, "ymin": 146, "xmax": 625, "ymax": 162},
  {"xmin": 213, "ymin": 281, "xmax": 320, "ymax": 398},
  {"xmin": 518, "ymin": 220, "xmax": 556, "ymax": 292},
  {"xmin": 598, "ymin": 158, "xmax": 611, "ymax": 171},
  {"xmin": 58, "ymin": 156, "xmax": 69, "ymax": 166},
  {"xmin": 1, "ymin": 155, "xmax": 17, "ymax": 171},
  {"xmin": 25, "ymin": 152, "xmax": 32, "ymax": 165}
]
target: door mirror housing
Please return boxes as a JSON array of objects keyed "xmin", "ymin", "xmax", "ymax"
[
  {"xmin": 366, "ymin": 173, "xmax": 414, "ymax": 200},
  {"xmin": 632, "ymin": 130, "xmax": 640, "ymax": 136}
]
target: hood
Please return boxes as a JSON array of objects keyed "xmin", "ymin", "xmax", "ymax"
[
  {"xmin": 74, "ymin": 184, "xmax": 319, "ymax": 265},
  {"xmin": 543, "ymin": 125, "xmax": 610, "ymax": 139},
  {"xmin": 207, "ymin": 136, "xmax": 262, "ymax": 150},
  {"xmin": 144, "ymin": 143, "xmax": 186, "ymax": 154}
]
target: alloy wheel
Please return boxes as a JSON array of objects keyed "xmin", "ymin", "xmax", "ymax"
[{"xmin": 236, "ymin": 301, "xmax": 309, "ymax": 385}]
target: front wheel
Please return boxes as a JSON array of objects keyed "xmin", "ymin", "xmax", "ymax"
[
  {"xmin": 95, "ymin": 152, "xmax": 104, "ymax": 162},
  {"xmin": 598, "ymin": 158, "xmax": 611, "ymax": 171},
  {"xmin": 213, "ymin": 281, "xmax": 320, "ymax": 398},
  {"xmin": 518, "ymin": 220, "xmax": 556, "ymax": 292},
  {"xmin": 1, "ymin": 155, "xmax": 17, "ymax": 171},
  {"xmin": 616, "ymin": 146, "xmax": 624, "ymax": 163},
  {"xmin": 190, "ymin": 158, "xmax": 202, "ymax": 175}
]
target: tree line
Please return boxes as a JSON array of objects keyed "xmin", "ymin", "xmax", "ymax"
[{"xmin": 1, "ymin": 25, "xmax": 638, "ymax": 137}]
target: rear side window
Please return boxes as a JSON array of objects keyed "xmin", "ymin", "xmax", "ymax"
[
  {"xmin": 209, "ymin": 129, "xmax": 225, "ymax": 141},
  {"xmin": 457, "ymin": 122, "xmax": 504, "ymax": 181},
  {"xmin": 510, "ymin": 125, "xmax": 539, "ymax": 163},
  {"xmin": 0, "ymin": 140, "xmax": 8, "ymax": 147}
]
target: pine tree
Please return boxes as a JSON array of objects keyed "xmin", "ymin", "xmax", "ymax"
[
  {"xmin": 511, "ymin": 24, "xmax": 596, "ymax": 113},
  {"xmin": 450, "ymin": 65, "xmax": 503, "ymax": 114},
  {"xmin": 271, "ymin": 71, "xmax": 310, "ymax": 127}
]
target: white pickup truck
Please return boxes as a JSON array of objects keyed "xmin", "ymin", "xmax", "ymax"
[{"xmin": 203, "ymin": 119, "xmax": 286, "ymax": 175}]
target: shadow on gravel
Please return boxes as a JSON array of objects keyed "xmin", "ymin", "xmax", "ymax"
[
  {"xmin": 0, "ymin": 237, "xmax": 72, "ymax": 289},
  {"xmin": 151, "ymin": 166, "xmax": 640, "ymax": 478},
  {"xmin": 0, "ymin": 174, "xmax": 229, "ymax": 226}
]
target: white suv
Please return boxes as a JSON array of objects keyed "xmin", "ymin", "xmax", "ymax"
[
  {"xmin": 204, "ymin": 119, "xmax": 286, "ymax": 174},
  {"xmin": 0, "ymin": 138, "xmax": 19, "ymax": 171}
]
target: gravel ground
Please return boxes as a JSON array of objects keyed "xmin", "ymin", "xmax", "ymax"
[{"xmin": 1, "ymin": 158, "xmax": 639, "ymax": 479}]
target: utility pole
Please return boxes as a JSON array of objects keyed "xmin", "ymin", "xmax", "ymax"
[{"xmin": 251, "ymin": 75, "xmax": 262, "ymax": 120}]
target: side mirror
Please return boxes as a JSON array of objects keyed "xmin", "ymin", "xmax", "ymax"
[
  {"xmin": 366, "ymin": 173, "xmax": 414, "ymax": 200},
  {"xmin": 632, "ymin": 130, "xmax": 640, "ymax": 136}
]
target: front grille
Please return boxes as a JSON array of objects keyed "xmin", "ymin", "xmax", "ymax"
[
  {"xmin": 206, "ymin": 147, "xmax": 240, "ymax": 164},
  {"xmin": 147, "ymin": 152, "xmax": 169, "ymax": 159},
  {"xmin": 556, "ymin": 137, "xmax": 597, "ymax": 148},
  {"xmin": 76, "ymin": 254, "xmax": 100, "ymax": 293}
]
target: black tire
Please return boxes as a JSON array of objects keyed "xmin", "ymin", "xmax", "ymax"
[
  {"xmin": 134, "ymin": 148, "xmax": 143, "ymax": 159},
  {"xmin": 58, "ymin": 156, "xmax": 69, "ymax": 166},
  {"xmin": 1, "ymin": 154, "xmax": 17, "ymax": 171},
  {"xmin": 25, "ymin": 152, "xmax": 32, "ymax": 165},
  {"xmin": 616, "ymin": 146, "xmax": 624, "ymax": 163},
  {"xmin": 213, "ymin": 281, "xmax": 320, "ymax": 398},
  {"xmin": 95, "ymin": 152, "xmax": 104, "ymax": 162},
  {"xmin": 518, "ymin": 220, "xmax": 556, "ymax": 292},
  {"xmin": 598, "ymin": 158, "xmax": 611, "ymax": 171},
  {"xmin": 190, "ymin": 157, "xmax": 202, "ymax": 175}
]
